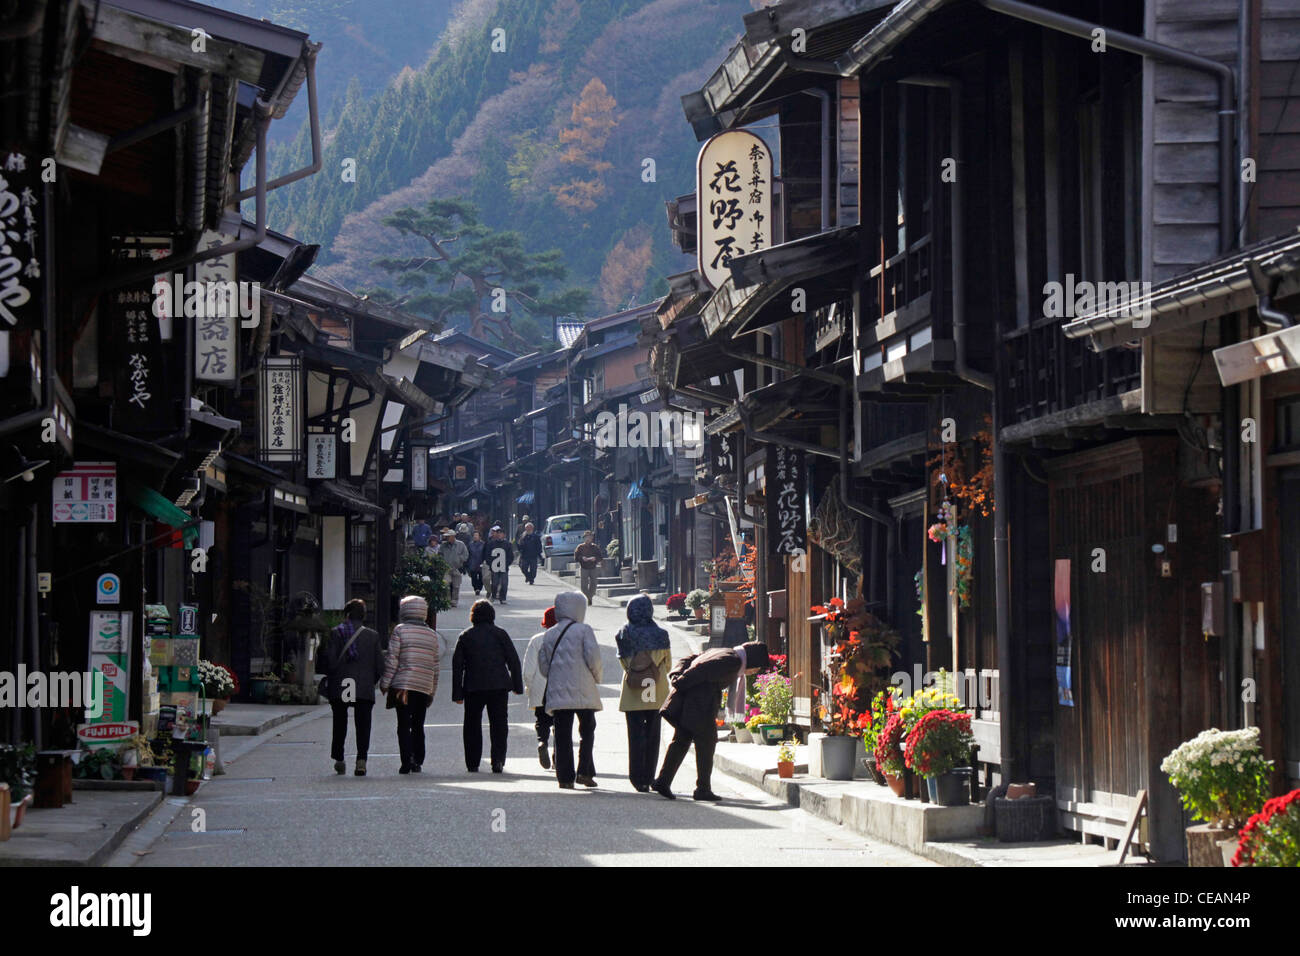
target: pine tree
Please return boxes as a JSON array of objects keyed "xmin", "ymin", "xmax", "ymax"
[{"xmin": 372, "ymin": 198, "xmax": 590, "ymax": 347}]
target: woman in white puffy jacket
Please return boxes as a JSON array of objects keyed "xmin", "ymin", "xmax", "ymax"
[{"xmin": 538, "ymin": 590, "xmax": 603, "ymax": 789}]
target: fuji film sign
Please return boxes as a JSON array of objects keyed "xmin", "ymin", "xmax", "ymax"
[{"xmin": 77, "ymin": 720, "xmax": 139, "ymax": 746}]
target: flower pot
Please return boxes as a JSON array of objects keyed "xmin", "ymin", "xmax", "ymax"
[
  {"xmin": 120, "ymin": 766, "xmax": 137, "ymax": 781},
  {"xmin": 819, "ymin": 735, "xmax": 858, "ymax": 781},
  {"xmin": 882, "ymin": 770, "xmax": 905, "ymax": 797},
  {"xmin": 1186, "ymin": 824, "xmax": 1231, "ymax": 867},
  {"xmin": 925, "ymin": 768, "xmax": 972, "ymax": 806},
  {"xmin": 250, "ymin": 678, "xmax": 273, "ymax": 703},
  {"xmin": 862, "ymin": 754, "xmax": 886, "ymax": 786},
  {"xmin": 137, "ymin": 766, "xmax": 167, "ymax": 787},
  {"xmin": 758, "ymin": 723, "xmax": 784, "ymax": 745},
  {"xmin": 212, "ymin": 698, "xmax": 228, "ymax": 715},
  {"xmin": 1218, "ymin": 832, "xmax": 1240, "ymax": 867},
  {"xmin": 12, "ymin": 792, "xmax": 32, "ymax": 830},
  {"xmin": 693, "ymin": 606, "xmax": 705, "ymax": 620},
  {"xmin": 620, "ymin": 568, "xmax": 636, "ymax": 584},
  {"xmin": 734, "ymin": 726, "xmax": 752, "ymax": 743},
  {"xmin": 777, "ymin": 761, "xmax": 794, "ymax": 779}
]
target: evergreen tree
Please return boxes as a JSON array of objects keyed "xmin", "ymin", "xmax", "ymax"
[{"xmin": 372, "ymin": 198, "xmax": 590, "ymax": 348}]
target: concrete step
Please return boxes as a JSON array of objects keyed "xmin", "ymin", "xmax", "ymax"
[{"xmin": 599, "ymin": 584, "xmax": 641, "ymax": 598}]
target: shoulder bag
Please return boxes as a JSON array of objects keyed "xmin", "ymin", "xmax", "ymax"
[{"xmin": 540, "ymin": 621, "xmax": 576, "ymax": 710}]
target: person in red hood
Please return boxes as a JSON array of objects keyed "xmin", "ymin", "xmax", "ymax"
[{"xmin": 522, "ymin": 606, "xmax": 559, "ymax": 769}]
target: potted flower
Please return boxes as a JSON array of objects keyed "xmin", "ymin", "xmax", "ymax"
[
  {"xmin": 198, "ymin": 660, "xmax": 236, "ymax": 714},
  {"xmin": 665, "ymin": 592, "xmax": 688, "ymax": 617},
  {"xmin": 1161, "ymin": 727, "xmax": 1273, "ymax": 866},
  {"xmin": 684, "ymin": 588, "xmax": 710, "ymax": 620},
  {"xmin": 746, "ymin": 712, "xmax": 768, "ymax": 744},
  {"xmin": 733, "ymin": 720, "xmax": 752, "ymax": 743},
  {"xmin": 860, "ymin": 690, "xmax": 895, "ymax": 785},
  {"xmin": 777, "ymin": 739, "xmax": 797, "ymax": 779},
  {"xmin": 903, "ymin": 709, "xmax": 975, "ymax": 805},
  {"xmin": 603, "ymin": 539, "xmax": 621, "ymax": 577},
  {"xmin": 755, "ymin": 671, "xmax": 792, "ymax": 744},
  {"xmin": 874, "ymin": 713, "xmax": 907, "ymax": 795},
  {"xmin": 1232, "ymin": 788, "xmax": 1300, "ymax": 867}
]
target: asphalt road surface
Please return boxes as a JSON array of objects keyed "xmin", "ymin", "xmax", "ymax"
[{"xmin": 116, "ymin": 566, "xmax": 932, "ymax": 867}]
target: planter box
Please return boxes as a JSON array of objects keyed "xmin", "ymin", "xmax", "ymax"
[
  {"xmin": 994, "ymin": 795, "xmax": 1056, "ymax": 842},
  {"xmin": 819, "ymin": 736, "xmax": 858, "ymax": 781},
  {"xmin": 757, "ymin": 723, "xmax": 784, "ymax": 745}
]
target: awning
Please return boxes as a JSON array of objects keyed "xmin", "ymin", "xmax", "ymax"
[
  {"xmin": 627, "ymin": 479, "xmax": 646, "ymax": 500},
  {"xmin": 1062, "ymin": 229, "xmax": 1300, "ymax": 351},
  {"xmin": 316, "ymin": 480, "xmax": 385, "ymax": 516},
  {"xmin": 700, "ymin": 227, "xmax": 860, "ymax": 339},
  {"xmin": 124, "ymin": 480, "xmax": 199, "ymax": 548},
  {"xmin": 427, "ymin": 433, "xmax": 498, "ymax": 460},
  {"xmin": 517, "ymin": 490, "xmax": 536, "ymax": 505}
]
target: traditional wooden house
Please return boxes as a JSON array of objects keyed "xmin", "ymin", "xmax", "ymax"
[{"xmin": 0, "ymin": 0, "xmax": 319, "ymax": 743}]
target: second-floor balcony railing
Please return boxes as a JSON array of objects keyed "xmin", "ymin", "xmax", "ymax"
[{"xmin": 1001, "ymin": 319, "xmax": 1141, "ymax": 428}]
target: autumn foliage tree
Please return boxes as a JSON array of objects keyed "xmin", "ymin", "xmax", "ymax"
[
  {"xmin": 552, "ymin": 77, "xmax": 618, "ymax": 213},
  {"xmin": 596, "ymin": 224, "xmax": 654, "ymax": 309},
  {"xmin": 371, "ymin": 197, "xmax": 589, "ymax": 347}
]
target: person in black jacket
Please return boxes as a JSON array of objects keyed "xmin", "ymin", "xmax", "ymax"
[
  {"xmin": 319, "ymin": 599, "xmax": 385, "ymax": 777},
  {"xmin": 652, "ymin": 641, "xmax": 769, "ymax": 801},
  {"xmin": 517, "ymin": 522, "xmax": 543, "ymax": 585},
  {"xmin": 484, "ymin": 526, "xmax": 515, "ymax": 604},
  {"xmin": 451, "ymin": 599, "xmax": 524, "ymax": 772}
]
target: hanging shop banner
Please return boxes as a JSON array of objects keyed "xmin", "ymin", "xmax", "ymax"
[
  {"xmin": 108, "ymin": 236, "xmax": 179, "ymax": 434},
  {"xmin": 52, "ymin": 461, "xmax": 117, "ymax": 523},
  {"xmin": 710, "ymin": 432, "xmax": 735, "ymax": 476},
  {"xmin": 259, "ymin": 355, "xmax": 303, "ymax": 463},
  {"xmin": 192, "ymin": 230, "xmax": 240, "ymax": 385},
  {"xmin": 1054, "ymin": 558, "xmax": 1073, "ymax": 707},
  {"xmin": 0, "ymin": 148, "xmax": 43, "ymax": 336},
  {"xmin": 765, "ymin": 443, "xmax": 807, "ymax": 557},
  {"xmin": 87, "ymin": 611, "xmax": 132, "ymax": 724},
  {"xmin": 696, "ymin": 129, "xmax": 772, "ymax": 289},
  {"xmin": 306, "ymin": 433, "xmax": 336, "ymax": 479},
  {"xmin": 410, "ymin": 444, "xmax": 427, "ymax": 490}
]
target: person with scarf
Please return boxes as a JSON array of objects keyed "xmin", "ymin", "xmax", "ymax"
[
  {"xmin": 615, "ymin": 595, "xmax": 673, "ymax": 792},
  {"xmin": 379, "ymin": 595, "xmax": 442, "ymax": 774},
  {"xmin": 522, "ymin": 605, "xmax": 559, "ymax": 769},
  {"xmin": 653, "ymin": 641, "xmax": 769, "ymax": 801},
  {"xmin": 321, "ymin": 599, "xmax": 384, "ymax": 776}
]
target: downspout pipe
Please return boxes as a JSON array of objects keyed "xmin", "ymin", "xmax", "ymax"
[
  {"xmin": 232, "ymin": 48, "xmax": 322, "ymax": 202},
  {"xmin": 978, "ymin": 0, "xmax": 1236, "ymax": 256}
]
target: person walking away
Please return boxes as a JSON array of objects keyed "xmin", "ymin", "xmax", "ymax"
[
  {"xmin": 615, "ymin": 595, "xmax": 672, "ymax": 792},
  {"xmin": 437, "ymin": 529, "xmax": 469, "ymax": 608},
  {"xmin": 539, "ymin": 590, "xmax": 603, "ymax": 789},
  {"xmin": 321, "ymin": 599, "xmax": 384, "ymax": 776},
  {"xmin": 484, "ymin": 526, "xmax": 514, "ymax": 604},
  {"xmin": 574, "ymin": 531, "xmax": 602, "ymax": 605},
  {"xmin": 451, "ymin": 599, "xmax": 523, "ymax": 772},
  {"xmin": 653, "ymin": 641, "xmax": 769, "ymax": 801},
  {"xmin": 411, "ymin": 516, "xmax": 432, "ymax": 551},
  {"xmin": 518, "ymin": 522, "xmax": 543, "ymax": 585},
  {"xmin": 379, "ymin": 595, "xmax": 441, "ymax": 774},
  {"xmin": 522, "ymin": 605, "xmax": 558, "ymax": 769},
  {"xmin": 467, "ymin": 531, "xmax": 486, "ymax": 596},
  {"xmin": 455, "ymin": 513, "xmax": 472, "ymax": 549}
]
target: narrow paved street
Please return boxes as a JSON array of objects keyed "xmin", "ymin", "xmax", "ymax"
[{"xmin": 118, "ymin": 567, "xmax": 930, "ymax": 867}]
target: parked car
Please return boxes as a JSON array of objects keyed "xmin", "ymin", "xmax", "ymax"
[{"xmin": 542, "ymin": 514, "xmax": 590, "ymax": 559}]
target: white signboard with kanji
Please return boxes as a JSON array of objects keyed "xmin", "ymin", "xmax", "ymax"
[
  {"xmin": 307, "ymin": 433, "xmax": 336, "ymax": 479},
  {"xmin": 52, "ymin": 462, "xmax": 117, "ymax": 523},
  {"xmin": 260, "ymin": 356, "xmax": 302, "ymax": 462},
  {"xmin": 193, "ymin": 230, "xmax": 239, "ymax": 384},
  {"xmin": 696, "ymin": 129, "xmax": 773, "ymax": 290}
]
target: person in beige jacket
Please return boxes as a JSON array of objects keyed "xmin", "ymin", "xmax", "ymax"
[{"xmin": 615, "ymin": 595, "xmax": 673, "ymax": 792}]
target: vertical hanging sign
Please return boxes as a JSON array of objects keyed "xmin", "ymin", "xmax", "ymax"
[
  {"xmin": 696, "ymin": 129, "xmax": 772, "ymax": 290},
  {"xmin": 193, "ymin": 230, "xmax": 239, "ymax": 384},
  {"xmin": 259, "ymin": 355, "xmax": 303, "ymax": 463},
  {"xmin": 108, "ymin": 236, "xmax": 177, "ymax": 434},
  {"xmin": 306, "ymin": 433, "xmax": 336, "ymax": 479},
  {"xmin": 0, "ymin": 148, "xmax": 43, "ymax": 346},
  {"xmin": 410, "ymin": 444, "xmax": 427, "ymax": 490},
  {"xmin": 765, "ymin": 443, "xmax": 807, "ymax": 556}
]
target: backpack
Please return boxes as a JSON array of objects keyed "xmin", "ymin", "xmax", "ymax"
[{"xmin": 626, "ymin": 649, "xmax": 660, "ymax": 691}]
